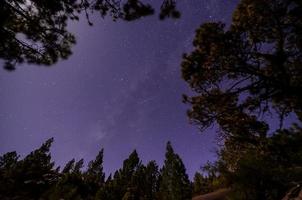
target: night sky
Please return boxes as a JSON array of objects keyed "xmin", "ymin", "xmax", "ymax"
[{"xmin": 0, "ymin": 0, "xmax": 239, "ymax": 178}]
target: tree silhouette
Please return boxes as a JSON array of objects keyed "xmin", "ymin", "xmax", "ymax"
[
  {"xmin": 159, "ymin": 141, "xmax": 191, "ymax": 200},
  {"xmin": 143, "ymin": 161, "xmax": 160, "ymax": 200},
  {"xmin": 192, "ymin": 172, "xmax": 212, "ymax": 196},
  {"xmin": 217, "ymin": 125, "xmax": 302, "ymax": 199},
  {"xmin": 182, "ymin": 0, "xmax": 302, "ymax": 138},
  {"xmin": 84, "ymin": 149, "xmax": 105, "ymax": 197},
  {"xmin": 62, "ymin": 158, "xmax": 76, "ymax": 174},
  {"xmin": 0, "ymin": 0, "xmax": 180, "ymax": 70},
  {"xmin": 0, "ymin": 138, "xmax": 58, "ymax": 199},
  {"xmin": 98, "ymin": 150, "xmax": 143, "ymax": 200},
  {"xmin": 0, "ymin": 139, "xmax": 195, "ymax": 199},
  {"xmin": 159, "ymin": 0, "xmax": 180, "ymax": 20},
  {"xmin": 0, "ymin": 151, "xmax": 20, "ymax": 199},
  {"xmin": 95, "ymin": 174, "xmax": 121, "ymax": 200},
  {"xmin": 181, "ymin": 1, "xmax": 302, "ymax": 198}
]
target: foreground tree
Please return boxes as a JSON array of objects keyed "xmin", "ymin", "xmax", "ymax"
[
  {"xmin": 182, "ymin": 0, "xmax": 302, "ymax": 138},
  {"xmin": 159, "ymin": 142, "xmax": 191, "ymax": 200},
  {"xmin": 181, "ymin": 0, "xmax": 302, "ymax": 199},
  {"xmin": 0, "ymin": 0, "xmax": 179, "ymax": 70}
]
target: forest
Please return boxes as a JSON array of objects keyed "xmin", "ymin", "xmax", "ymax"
[
  {"xmin": 1, "ymin": 0, "xmax": 302, "ymax": 199},
  {"xmin": 0, "ymin": 140, "xmax": 194, "ymax": 200}
]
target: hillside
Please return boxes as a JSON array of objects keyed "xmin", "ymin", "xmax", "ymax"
[{"xmin": 192, "ymin": 188, "xmax": 231, "ymax": 200}]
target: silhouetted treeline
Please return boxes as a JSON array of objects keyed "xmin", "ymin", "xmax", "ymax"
[
  {"xmin": 2, "ymin": 0, "xmax": 302, "ymax": 199},
  {"xmin": 0, "ymin": 140, "xmax": 195, "ymax": 200},
  {"xmin": 1, "ymin": 129, "xmax": 302, "ymax": 200}
]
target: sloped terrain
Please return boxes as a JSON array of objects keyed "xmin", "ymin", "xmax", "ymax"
[{"xmin": 192, "ymin": 188, "xmax": 231, "ymax": 200}]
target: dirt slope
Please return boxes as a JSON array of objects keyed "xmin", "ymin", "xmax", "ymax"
[{"xmin": 192, "ymin": 188, "xmax": 231, "ymax": 200}]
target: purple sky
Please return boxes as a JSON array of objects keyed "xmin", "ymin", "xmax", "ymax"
[{"xmin": 0, "ymin": 0, "xmax": 239, "ymax": 178}]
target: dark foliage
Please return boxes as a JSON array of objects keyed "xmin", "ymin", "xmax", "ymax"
[
  {"xmin": 0, "ymin": 0, "xmax": 180, "ymax": 70},
  {"xmin": 158, "ymin": 142, "xmax": 192, "ymax": 200},
  {"xmin": 0, "ymin": 138, "xmax": 57, "ymax": 200},
  {"xmin": 159, "ymin": 0, "xmax": 180, "ymax": 20},
  {"xmin": 182, "ymin": 0, "xmax": 302, "ymax": 137},
  {"xmin": 0, "ymin": 139, "xmax": 191, "ymax": 200},
  {"xmin": 181, "ymin": 0, "xmax": 302, "ymax": 199},
  {"xmin": 215, "ymin": 125, "xmax": 302, "ymax": 199}
]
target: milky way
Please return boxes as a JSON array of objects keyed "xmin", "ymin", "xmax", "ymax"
[{"xmin": 0, "ymin": 0, "xmax": 239, "ymax": 178}]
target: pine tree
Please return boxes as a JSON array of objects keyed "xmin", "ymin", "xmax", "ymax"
[
  {"xmin": 0, "ymin": 0, "xmax": 180, "ymax": 70},
  {"xmin": 1, "ymin": 138, "xmax": 58, "ymax": 199},
  {"xmin": 0, "ymin": 151, "xmax": 19, "ymax": 199},
  {"xmin": 181, "ymin": 0, "xmax": 302, "ymax": 136},
  {"xmin": 95, "ymin": 174, "xmax": 118, "ymax": 200},
  {"xmin": 143, "ymin": 161, "xmax": 160, "ymax": 200},
  {"xmin": 46, "ymin": 158, "xmax": 86, "ymax": 200},
  {"xmin": 97, "ymin": 150, "xmax": 143, "ymax": 200},
  {"xmin": 192, "ymin": 172, "xmax": 207, "ymax": 196},
  {"xmin": 85, "ymin": 149, "xmax": 105, "ymax": 198},
  {"xmin": 159, "ymin": 142, "xmax": 192, "ymax": 200},
  {"xmin": 62, "ymin": 159, "xmax": 76, "ymax": 174}
]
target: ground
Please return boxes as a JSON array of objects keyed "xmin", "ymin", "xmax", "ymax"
[{"xmin": 192, "ymin": 188, "xmax": 230, "ymax": 200}]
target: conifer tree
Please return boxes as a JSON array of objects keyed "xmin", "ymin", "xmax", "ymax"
[
  {"xmin": 98, "ymin": 150, "xmax": 142, "ymax": 200},
  {"xmin": 0, "ymin": 138, "xmax": 57, "ymax": 199},
  {"xmin": 62, "ymin": 158, "xmax": 76, "ymax": 174},
  {"xmin": 159, "ymin": 142, "xmax": 192, "ymax": 200},
  {"xmin": 85, "ymin": 149, "xmax": 105, "ymax": 198},
  {"xmin": 0, "ymin": 0, "xmax": 179, "ymax": 70},
  {"xmin": 181, "ymin": 0, "xmax": 302, "ymax": 137},
  {"xmin": 46, "ymin": 158, "xmax": 86, "ymax": 200},
  {"xmin": 95, "ymin": 174, "xmax": 118, "ymax": 200},
  {"xmin": 192, "ymin": 172, "xmax": 207, "ymax": 196},
  {"xmin": 0, "ymin": 151, "xmax": 19, "ymax": 199},
  {"xmin": 143, "ymin": 161, "xmax": 160, "ymax": 200}
]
